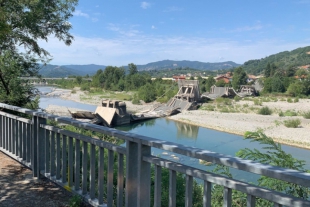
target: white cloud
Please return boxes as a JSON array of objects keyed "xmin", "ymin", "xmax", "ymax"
[
  {"xmin": 73, "ymin": 10, "xmax": 89, "ymax": 18},
  {"xmin": 40, "ymin": 33, "xmax": 310, "ymax": 66},
  {"xmin": 230, "ymin": 23, "xmax": 263, "ymax": 32},
  {"xmin": 107, "ymin": 24, "xmax": 141, "ymax": 37},
  {"xmin": 151, "ymin": 25, "xmax": 156, "ymax": 29},
  {"xmin": 92, "ymin": 18, "xmax": 99, "ymax": 22},
  {"xmin": 163, "ymin": 6, "xmax": 183, "ymax": 12},
  {"xmin": 141, "ymin": 2, "xmax": 151, "ymax": 9}
]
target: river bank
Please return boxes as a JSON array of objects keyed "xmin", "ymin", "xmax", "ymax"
[{"xmin": 45, "ymin": 87, "xmax": 310, "ymax": 149}]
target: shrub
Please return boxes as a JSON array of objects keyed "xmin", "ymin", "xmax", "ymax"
[
  {"xmin": 258, "ymin": 106, "xmax": 272, "ymax": 115},
  {"xmin": 215, "ymin": 97, "xmax": 232, "ymax": 105},
  {"xmin": 71, "ymin": 89, "xmax": 76, "ymax": 94},
  {"xmin": 278, "ymin": 111, "xmax": 284, "ymax": 117},
  {"xmin": 80, "ymin": 84, "xmax": 90, "ymax": 91},
  {"xmin": 253, "ymin": 99, "xmax": 262, "ymax": 106},
  {"xmin": 234, "ymin": 96, "xmax": 241, "ymax": 102},
  {"xmin": 294, "ymin": 97, "xmax": 299, "ymax": 103},
  {"xmin": 283, "ymin": 110, "xmax": 297, "ymax": 117},
  {"xmin": 283, "ymin": 119, "xmax": 301, "ymax": 128},
  {"xmin": 303, "ymin": 111, "xmax": 310, "ymax": 119},
  {"xmin": 204, "ymin": 104, "xmax": 216, "ymax": 111},
  {"xmin": 287, "ymin": 98, "xmax": 293, "ymax": 103}
]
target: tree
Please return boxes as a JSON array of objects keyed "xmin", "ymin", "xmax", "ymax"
[
  {"xmin": 0, "ymin": 51, "xmax": 39, "ymax": 108},
  {"xmin": 271, "ymin": 76, "xmax": 285, "ymax": 93},
  {"xmin": 231, "ymin": 67, "xmax": 247, "ymax": 90},
  {"xmin": 205, "ymin": 76, "xmax": 216, "ymax": 92},
  {"xmin": 215, "ymin": 79, "xmax": 226, "ymax": 87},
  {"xmin": 75, "ymin": 76, "xmax": 83, "ymax": 85},
  {"xmin": 138, "ymin": 83, "xmax": 156, "ymax": 103},
  {"xmin": 264, "ymin": 63, "xmax": 271, "ymax": 77},
  {"xmin": 128, "ymin": 63, "xmax": 138, "ymax": 76},
  {"xmin": 296, "ymin": 69, "xmax": 308, "ymax": 79},
  {"xmin": 0, "ymin": 0, "xmax": 78, "ymax": 107},
  {"xmin": 236, "ymin": 131, "xmax": 310, "ymax": 205}
]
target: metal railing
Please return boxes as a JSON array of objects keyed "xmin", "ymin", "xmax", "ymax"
[{"xmin": 0, "ymin": 102, "xmax": 310, "ymax": 207}]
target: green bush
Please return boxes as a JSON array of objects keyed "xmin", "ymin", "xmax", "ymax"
[
  {"xmin": 283, "ymin": 110, "xmax": 297, "ymax": 116},
  {"xmin": 287, "ymin": 98, "xmax": 293, "ymax": 103},
  {"xmin": 80, "ymin": 84, "xmax": 90, "ymax": 91},
  {"xmin": 258, "ymin": 106, "xmax": 272, "ymax": 115},
  {"xmin": 278, "ymin": 111, "xmax": 284, "ymax": 117},
  {"xmin": 302, "ymin": 111, "xmax": 310, "ymax": 119},
  {"xmin": 234, "ymin": 96, "xmax": 241, "ymax": 102},
  {"xmin": 253, "ymin": 99, "xmax": 262, "ymax": 106},
  {"xmin": 203, "ymin": 104, "xmax": 215, "ymax": 111},
  {"xmin": 283, "ymin": 119, "xmax": 301, "ymax": 128},
  {"xmin": 294, "ymin": 97, "xmax": 299, "ymax": 103},
  {"xmin": 215, "ymin": 97, "xmax": 232, "ymax": 105}
]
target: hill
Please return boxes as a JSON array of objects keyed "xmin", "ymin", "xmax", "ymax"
[
  {"xmin": 39, "ymin": 65, "xmax": 79, "ymax": 77},
  {"xmin": 39, "ymin": 64, "xmax": 106, "ymax": 77},
  {"xmin": 63, "ymin": 64, "xmax": 106, "ymax": 75},
  {"xmin": 242, "ymin": 46, "xmax": 310, "ymax": 75},
  {"xmin": 128, "ymin": 60, "xmax": 240, "ymax": 71}
]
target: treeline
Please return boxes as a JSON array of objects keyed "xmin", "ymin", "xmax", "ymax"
[
  {"xmin": 50, "ymin": 63, "xmax": 179, "ymax": 104},
  {"xmin": 243, "ymin": 46, "xmax": 310, "ymax": 75},
  {"xmin": 262, "ymin": 62, "xmax": 310, "ymax": 97}
]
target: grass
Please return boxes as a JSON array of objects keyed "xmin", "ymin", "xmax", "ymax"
[
  {"xmin": 204, "ymin": 104, "xmax": 216, "ymax": 111},
  {"xmin": 94, "ymin": 91, "xmax": 132, "ymax": 100},
  {"xmin": 69, "ymin": 195, "xmax": 82, "ymax": 207},
  {"xmin": 279, "ymin": 110, "xmax": 298, "ymax": 117},
  {"xmin": 253, "ymin": 99, "xmax": 262, "ymax": 106},
  {"xmin": 283, "ymin": 119, "xmax": 301, "ymax": 128},
  {"xmin": 215, "ymin": 97, "xmax": 232, "ymax": 105},
  {"xmin": 302, "ymin": 111, "xmax": 310, "ymax": 119}
]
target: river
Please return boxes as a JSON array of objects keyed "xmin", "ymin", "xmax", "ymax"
[{"xmin": 38, "ymin": 86, "xmax": 310, "ymax": 182}]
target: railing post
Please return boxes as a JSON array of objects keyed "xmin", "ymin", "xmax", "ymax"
[
  {"xmin": 0, "ymin": 114, "xmax": 2, "ymax": 148},
  {"xmin": 32, "ymin": 113, "xmax": 46, "ymax": 178},
  {"xmin": 138, "ymin": 142, "xmax": 151, "ymax": 207},
  {"xmin": 125, "ymin": 139, "xmax": 151, "ymax": 207},
  {"xmin": 125, "ymin": 140, "xmax": 138, "ymax": 207}
]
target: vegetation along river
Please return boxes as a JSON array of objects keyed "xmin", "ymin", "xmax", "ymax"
[{"xmin": 38, "ymin": 86, "xmax": 310, "ymax": 182}]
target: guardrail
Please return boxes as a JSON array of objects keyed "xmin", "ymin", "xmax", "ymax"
[{"xmin": 0, "ymin": 102, "xmax": 310, "ymax": 207}]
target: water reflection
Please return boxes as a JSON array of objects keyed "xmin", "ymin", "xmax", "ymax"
[
  {"xmin": 116, "ymin": 118, "xmax": 156, "ymax": 131},
  {"xmin": 174, "ymin": 120, "xmax": 199, "ymax": 140}
]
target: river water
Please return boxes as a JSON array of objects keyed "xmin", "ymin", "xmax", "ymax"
[{"xmin": 38, "ymin": 86, "xmax": 310, "ymax": 182}]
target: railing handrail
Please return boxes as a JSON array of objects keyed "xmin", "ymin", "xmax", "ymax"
[{"xmin": 1, "ymin": 102, "xmax": 310, "ymax": 188}]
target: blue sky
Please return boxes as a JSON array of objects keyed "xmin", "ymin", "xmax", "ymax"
[{"xmin": 42, "ymin": 0, "xmax": 310, "ymax": 66}]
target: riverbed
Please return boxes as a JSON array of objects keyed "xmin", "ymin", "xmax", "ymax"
[{"xmin": 38, "ymin": 86, "xmax": 310, "ymax": 179}]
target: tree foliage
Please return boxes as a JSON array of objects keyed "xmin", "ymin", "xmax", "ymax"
[
  {"xmin": 231, "ymin": 67, "xmax": 247, "ymax": 90},
  {"xmin": 0, "ymin": 0, "xmax": 78, "ymax": 107},
  {"xmin": 236, "ymin": 131, "xmax": 310, "ymax": 205},
  {"xmin": 205, "ymin": 76, "xmax": 216, "ymax": 92}
]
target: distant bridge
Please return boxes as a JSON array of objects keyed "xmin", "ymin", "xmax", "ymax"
[{"xmin": 20, "ymin": 77, "xmax": 92, "ymax": 85}]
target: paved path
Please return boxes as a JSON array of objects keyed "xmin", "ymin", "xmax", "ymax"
[{"xmin": 0, "ymin": 151, "xmax": 88, "ymax": 207}]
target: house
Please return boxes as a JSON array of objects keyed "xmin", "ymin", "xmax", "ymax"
[
  {"xmin": 247, "ymin": 74, "xmax": 257, "ymax": 83},
  {"xmin": 215, "ymin": 75, "xmax": 230, "ymax": 83},
  {"xmin": 172, "ymin": 75, "xmax": 186, "ymax": 82}
]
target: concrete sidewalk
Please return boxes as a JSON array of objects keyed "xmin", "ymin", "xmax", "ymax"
[{"xmin": 0, "ymin": 151, "xmax": 80, "ymax": 207}]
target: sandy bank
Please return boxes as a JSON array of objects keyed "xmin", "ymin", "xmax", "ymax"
[{"xmin": 168, "ymin": 98, "xmax": 310, "ymax": 149}]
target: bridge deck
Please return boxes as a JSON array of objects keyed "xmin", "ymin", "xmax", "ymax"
[{"xmin": 0, "ymin": 151, "xmax": 88, "ymax": 207}]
